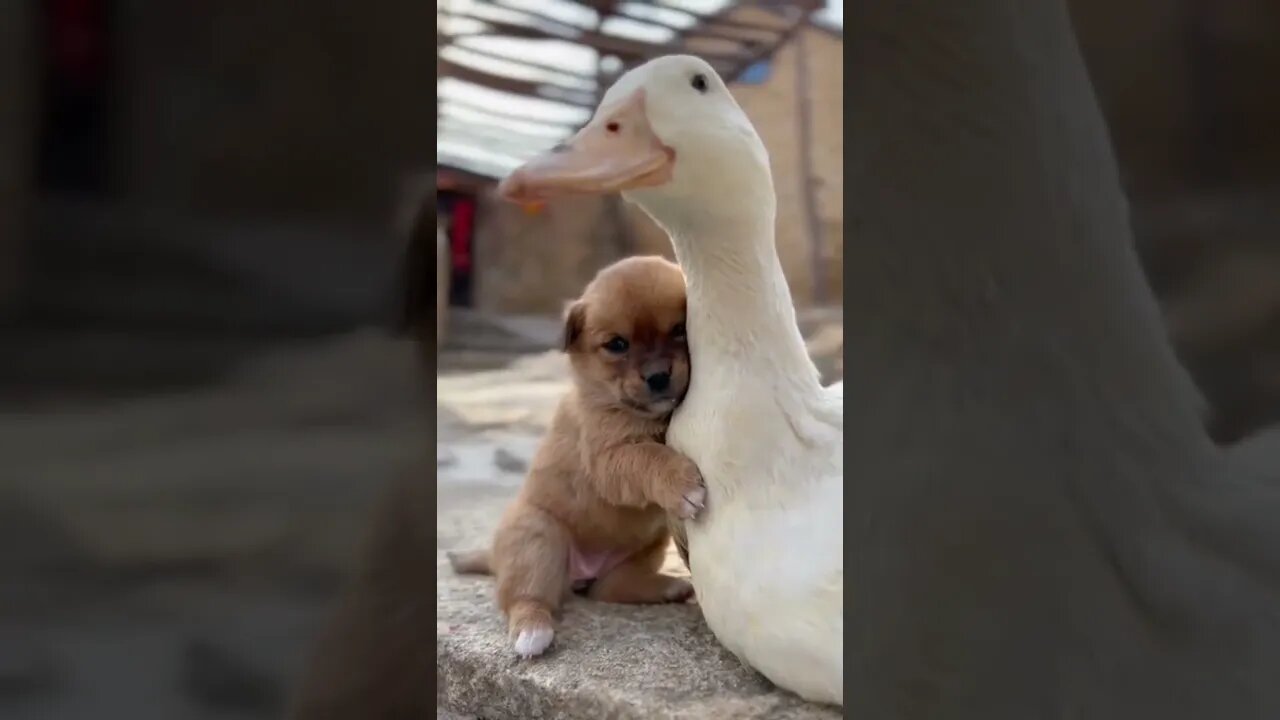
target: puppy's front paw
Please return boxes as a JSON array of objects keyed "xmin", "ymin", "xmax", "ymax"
[
  {"xmin": 678, "ymin": 484, "xmax": 706, "ymax": 520},
  {"xmin": 660, "ymin": 459, "xmax": 706, "ymax": 521}
]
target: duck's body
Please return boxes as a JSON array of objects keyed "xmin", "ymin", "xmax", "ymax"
[
  {"xmin": 665, "ymin": 236, "xmax": 844, "ymax": 705},
  {"xmin": 673, "ymin": 406, "xmax": 843, "ymax": 702},
  {"xmin": 499, "ymin": 55, "xmax": 844, "ymax": 705}
]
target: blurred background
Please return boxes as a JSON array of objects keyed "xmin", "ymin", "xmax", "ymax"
[
  {"xmin": 1, "ymin": 2, "xmax": 431, "ymax": 719},
  {"xmin": 1, "ymin": 0, "xmax": 1278, "ymax": 718}
]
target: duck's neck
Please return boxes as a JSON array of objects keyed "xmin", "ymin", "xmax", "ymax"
[{"xmin": 662, "ymin": 208, "xmax": 821, "ymax": 396}]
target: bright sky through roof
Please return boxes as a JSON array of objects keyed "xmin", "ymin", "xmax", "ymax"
[
  {"xmin": 815, "ymin": 0, "xmax": 842, "ymax": 28},
  {"xmin": 437, "ymin": 0, "xmax": 842, "ymax": 179}
]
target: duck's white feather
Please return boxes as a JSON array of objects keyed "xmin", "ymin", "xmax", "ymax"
[{"xmin": 669, "ymin": 371, "xmax": 843, "ymax": 704}]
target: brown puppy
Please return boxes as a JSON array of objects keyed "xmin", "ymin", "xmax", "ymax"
[{"xmin": 447, "ymin": 255, "xmax": 704, "ymax": 658}]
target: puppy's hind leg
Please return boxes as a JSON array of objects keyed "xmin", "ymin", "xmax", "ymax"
[
  {"xmin": 589, "ymin": 535, "xmax": 694, "ymax": 605},
  {"xmin": 493, "ymin": 506, "xmax": 571, "ymax": 659}
]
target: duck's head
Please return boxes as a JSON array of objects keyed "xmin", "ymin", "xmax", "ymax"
[{"xmin": 499, "ymin": 55, "xmax": 772, "ymax": 232}]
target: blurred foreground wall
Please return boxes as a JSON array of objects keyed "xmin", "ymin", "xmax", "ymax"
[
  {"xmin": 0, "ymin": 1, "xmax": 36, "ymax": 315},
  {"xmin": 113, "ymin": 1, "xmax": 432, "ymax": 224},
  {"xmin": 0, "ymin": 2, "xmax": 430, "ymax": 394}
]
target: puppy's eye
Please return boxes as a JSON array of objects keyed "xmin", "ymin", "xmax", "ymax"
[
  {"xmin": 690, "ymin": 73, "xmax": 708, "ymax": 94},
  {"xmin": 671, "ymin": 322, "xmax": 686, "ymax": 340},
  {"xmin": 603, "ymin": 337, "xmax": 629, "ymax": 354}
]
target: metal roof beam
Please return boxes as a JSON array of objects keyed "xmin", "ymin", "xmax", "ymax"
[
  {"xmin": 438, "ymin": 57, "xmax": 597, "ymax": 107},
  {"xmin": 440, "ymin": 8, "xmax": 753, "ymax": 63}
]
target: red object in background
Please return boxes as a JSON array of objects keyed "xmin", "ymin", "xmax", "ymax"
[
  {"xmin": 450, "ymin": 196, "xmax": 475, "ymax": 274},
  {"xmin": 49, "ymin": 0, "xmax": 107, "ymax": 90}
]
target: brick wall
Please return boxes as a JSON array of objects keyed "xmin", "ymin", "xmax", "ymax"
[{"xmin": 472, "ymin": 192, "xmax": 637, "ymax": 315}]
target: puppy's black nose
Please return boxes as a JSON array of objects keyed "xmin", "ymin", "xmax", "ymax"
[{"xmin": 646, "ymin": 372, "xmax": 671, "ymax": 393}]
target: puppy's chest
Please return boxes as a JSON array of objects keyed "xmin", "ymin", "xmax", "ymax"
[{"xmin": 573, "ymin": 488, "xmax": 667, "ymax": 546}]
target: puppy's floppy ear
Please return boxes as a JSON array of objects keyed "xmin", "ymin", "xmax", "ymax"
[{"xmin": 562, "ymin": 300, "xmax": 586, "ymax": 352}]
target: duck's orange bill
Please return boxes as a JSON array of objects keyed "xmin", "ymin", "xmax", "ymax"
[{"xmin": 497, "ymin": 90, "xmax": 675, "ymax": 204}]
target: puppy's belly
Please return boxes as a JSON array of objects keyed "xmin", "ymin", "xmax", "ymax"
[
  {"xmin": 564, "ymin": 507, "xmax": 665, "ymax": 592},
  {"xmin": 568, "ymin": 544, "xmax": 628, "ymax": 585}
]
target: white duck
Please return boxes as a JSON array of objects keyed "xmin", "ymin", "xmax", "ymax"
[{"xmin": 499, "ymin": 55, "xmax": 843, "ymax": 706}]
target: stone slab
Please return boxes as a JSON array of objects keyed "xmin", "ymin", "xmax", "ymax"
[{"xmin": 435, "ymin": 494, "xmax": 841, "ymax": 720}]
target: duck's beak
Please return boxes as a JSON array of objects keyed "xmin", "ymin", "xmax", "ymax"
[{"xmin": 498, "ymin": 90, "xmax": 674, "ymax": 203}]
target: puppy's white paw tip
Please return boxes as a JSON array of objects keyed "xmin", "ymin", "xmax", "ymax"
[{"xmin": 513, "ymin": 627, "xmax": 554, "ymax": 658}]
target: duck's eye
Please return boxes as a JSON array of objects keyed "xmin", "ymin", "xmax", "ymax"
[
  {"xmin": 603, "ymin": 336, "xmax": 629, "ymax": 354},
  {"xmin": 690, "ymin": 73, "xmax": 708, "ymax": 94},
  {"xmin": 671, "ymin": 322, "xmax": 686, "ymax": 340}
]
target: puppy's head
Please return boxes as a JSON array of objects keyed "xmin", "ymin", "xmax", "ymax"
[{"xmin": 563, "ymin": 256, "xmax": 689, "ymax": 419}]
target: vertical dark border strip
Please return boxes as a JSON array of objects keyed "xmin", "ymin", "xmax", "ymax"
[
  {"xmin": 426, "ymin": 5, "xmax": 443, "ymax": 709},
  {"xmin": 838, "ymin": 4, "xmax": 852, "ymax": 708}
]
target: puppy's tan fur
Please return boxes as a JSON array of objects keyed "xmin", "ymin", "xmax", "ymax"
[{"xmin": 447, "ymin": 255, "xmax": 703, "ymax": 657}]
